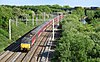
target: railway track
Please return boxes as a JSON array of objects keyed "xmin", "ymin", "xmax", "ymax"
[
  {"xmin": 29, "ymin": 23, "xmax": 59, "ymax": 62},
  {"xmin": 0, "ymin": 23, "xmax": 55, "ymax": 62},
  {"xmin": 30, "ymin": 29, "xmax": 52, "ymax": 62},
  {"xmin": 0, "ymin": 43, "xmax": 20, "ymax": 62},
  {"xmin": 38, "ymin": 25, "xmax": 60, "ymax": 62},
  {"xmin": 0, "ymin": 15, "xmax": 63, "ymax": 62},
  {"xmin": 22, "ymin": 24, "xmax": 54, "ymax": 62}
]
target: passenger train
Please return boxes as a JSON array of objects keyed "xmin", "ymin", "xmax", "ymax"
[{"xmin": 20, "ymin": 15, "xmax": 64, "ymax": 51}]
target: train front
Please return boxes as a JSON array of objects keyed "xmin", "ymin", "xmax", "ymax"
[{"xmin": 20, "ymin": 37, "xmax": 31, "ymax": 51}]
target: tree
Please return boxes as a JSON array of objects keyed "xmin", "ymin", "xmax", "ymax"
[
  {"xmin": 72, "ymin": 7, "xmax": 85, "ymax": 17},
  {"xmin": 63, "ymin": 5, "xmax": 70, "ymax": 9},
  {"xmin": 94, "ymin": 10, "xmax": 100, "ymax": 18},
  {"xmin": 52, "ymin": 13, "xmax": 100, "ymax": 62}
]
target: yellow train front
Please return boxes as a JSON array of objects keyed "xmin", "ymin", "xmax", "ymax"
[{"xmin": 20, "ymin": 37, "xmax": 31, "ymax": 51}]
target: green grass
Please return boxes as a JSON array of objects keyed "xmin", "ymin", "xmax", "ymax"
[
  {"xmin": 0, "ymin": 21, "xmax": 34, "ymax": 52},
  {"xmin": 0, "ymin": 18, "xmax": 50, "ymax": 53}
]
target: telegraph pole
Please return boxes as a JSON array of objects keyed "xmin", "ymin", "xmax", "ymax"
[
  {"xmin": 9, "ymin": 19, "xmax": 11, "ymax": 40},
  {"xmin": 52, "ymin": 19, "xmax": 54, "ymax": 41}
]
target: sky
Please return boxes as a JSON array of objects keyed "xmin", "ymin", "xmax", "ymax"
[{"xmin": 0, "ymin": 0, "xmax": 100, "ymax": 7}]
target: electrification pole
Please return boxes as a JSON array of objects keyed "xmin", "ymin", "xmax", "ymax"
[
  {"xmin": 9, "ymin": 19, "xmax": 11, "ymax": 40},
  {"xmin": 58, "ymin": 15, "xmax": 59, "ymax": 26},
  {"xmin": 16, "ymin": 17, "xmax": 18, "ymax": 26},
  {"xmin": 61, "ymin": 13, "xmax": 63, "ymax": 21},
  {"xmin": 26, "ymin": 18, "xmax": 27, "ymax": 26},
  {"xmin": 23, "ymin": 14, "xmax": 28, "ymax": 26},
  {"xmin": 43, "ymin": 12, "xmax": 45, "ymax": 21},
  {"xmin": 52, "ymin": 19, "xmax": 54, "ymax": 41},
  {"xmin": 36, "ymin": 17, "xmax": 38, "ymax": 25},
  {"xmin": 32, "ymin": 12, "xmax": 34, "ymax": 26}
]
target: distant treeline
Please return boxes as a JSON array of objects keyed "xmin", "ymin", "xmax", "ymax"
[
  {"xmin": 0, "ymin": 4, "xmax": 100, "ymax": 53},
  {"xmin": 0, "ymin": 5, "xmax": 100, "ymax": 30}
]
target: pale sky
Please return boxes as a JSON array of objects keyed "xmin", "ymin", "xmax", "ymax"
[{"xmin": 0, "ymin": 0, "xmax": 100, "ymax": 7}]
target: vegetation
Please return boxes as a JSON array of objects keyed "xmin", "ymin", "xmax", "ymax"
[
  {"xmin": 0, "ymin": 4, "xmax": 69, "ymax": 52},
  {"xmin": 0, "ymin": 6, "xmax": 34, "ymax": 52},
  {"xmin": 52, "ymin": 9, "xmax": 100, "ymax": 62},
  {"xmin": 0, "ymin": 5, "xmax": 100, "ymax": 62},
  {"xmin": 0, "ymin": 5, "xmax": 53, "ymax": 52}
]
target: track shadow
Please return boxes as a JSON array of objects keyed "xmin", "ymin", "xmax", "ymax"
[
  {"xmin": 38, "ymin": 51, "xmax": 54, "ymax": 61},
  {"xmin": 45, "ymin": 29, "xmax": 61, "ymax": 33},
  {"xmin": 45, "ymin": 30, "xmax": 52, "ymax": 32},
  {"xmin": 39, "ymin": 28, "xmax": 61, "ymax": 59},
  {"xmin": 4, "ymin": 39, "xmax": 21, "ymax": 52}
]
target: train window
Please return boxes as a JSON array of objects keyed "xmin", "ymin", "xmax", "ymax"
[
  {"xmin": 21, "ymin": 37, "xmax": 31, "ymax": 44},
  {"xmin": 30, "ymin": 31, "xmax": 36, "ymax": 35}
]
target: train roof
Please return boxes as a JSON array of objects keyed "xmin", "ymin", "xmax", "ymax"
[
  {"xmin": 21, "ymin": 37, "xmax": 31, "ymax": 42},
  {"xmin": 33, "ymin": 20, "xmax": 50, "ymax": 33},
  {"xmin": 21, "ymin": 20, "xmax": 50, "ymax": 43}
]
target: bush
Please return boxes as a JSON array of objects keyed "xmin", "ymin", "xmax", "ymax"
[{"xmin": 52, "ymin": 14, "xmax": 100, "ymax": 62}]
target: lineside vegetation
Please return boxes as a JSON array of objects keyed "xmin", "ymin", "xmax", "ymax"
[{"xmin": 52, "ymin": 10, "xmax": 100, "ymax": 62}]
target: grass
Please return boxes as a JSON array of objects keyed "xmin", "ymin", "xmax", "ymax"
[{"xmin": 0, "ymin": 18, "xmax": 51, "ymax": 53}]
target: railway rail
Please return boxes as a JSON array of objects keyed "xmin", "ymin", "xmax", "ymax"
[
  {"xmin": 0, "ymin": 15, "xmax": 64, "ymax": 62},
  {"xmin": 0, "ymin": 25, "xmax": 51, "ymax": 62},
  {"xmin": 22, "ymin": 26, "xmax": 52, "ymax": 62},
  {"xmin": 0, "ymin": 24, "xmax": 52, "ymax": 62},
  {"xmin": 30, "ymin": 28, "xmax": 53, "ymax": 62}
]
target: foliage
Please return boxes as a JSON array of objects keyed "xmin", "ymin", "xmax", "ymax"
[
  {"xmin": 94, "ymin": 10, "xmax": 100, "ymax": 18},
  {"xmin": 63, "ymin": 5, "xmax": 71, "ymax": 9},
  {"xmin": 0, "ymin": 5, "xmax": 55, "ymax": 52},
  {"xmin": 52, "ymin": 13, "xmax": 100, "ymax": 62},
  {"xmin": 86, "ymin": 10, "xmax": 100, "ymax": 24},
  {"xmin": 72, "ymin": 7, "xmax": 85, "ymax": 18},
  {"xmin": 0, "ymin": 5, "xmax": 34, "ymax": 52}
]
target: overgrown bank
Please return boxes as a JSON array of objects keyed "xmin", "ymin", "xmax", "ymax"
[{"xmin": 52, "ymin": 14, "xmax": 100, "ymax": 62}]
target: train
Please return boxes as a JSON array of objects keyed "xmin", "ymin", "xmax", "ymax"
[{"xmin": 20, "ymin": 15, "xmax": 64, "ymax": 51}]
